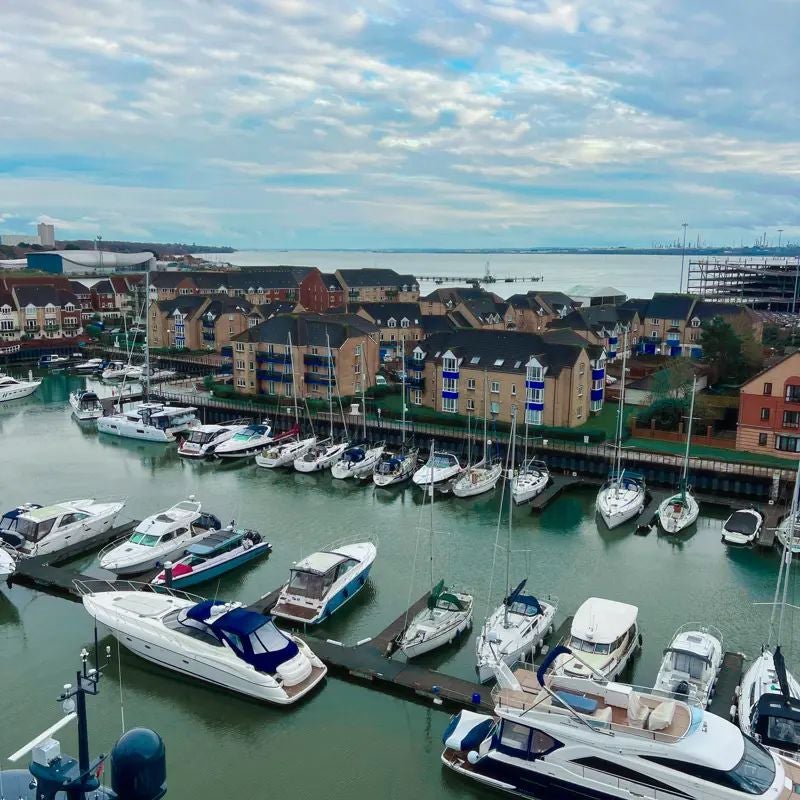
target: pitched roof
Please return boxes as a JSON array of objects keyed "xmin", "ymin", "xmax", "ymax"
[
  {"xmin": 740, "ymin": 350, "xmax": 800, "ymax": 392},
  {"xmin": 354, "ymin": 302, "xmax": 421, "ymax": 324},
  {"xmin": 692, "ymin": 300, "xmax": 748, "ymax": 320},
  {"xmin": 549, "ymin": 304, "xmax": 627, "ymax": 335},
  {"xmin": 91, "ymin": 279, "xmax": 114, "ymax": 294},
  {"xmin": 320, "ymin": 272, "xmax": 344, "ymax": 291},
  {"xmin": 232, "ymin": 313, "xmax": 378, "ymax": 347},
  {"xmin": 535, "ymin": 291, "xmax": 576, "ymax": 315},
  {"xmin": 421, "ymin": 286, "xmax": 492, "ymax": 306},
  {"xmin": 228, "ymin": 268, "xmax": 305, "ymax": 290},
  {"xmin": 336, "ymin": 268, "xmax": 418, "ymax": 288},
  {"xmin": 618, "ymin": 297, "xmax": 651, "ymax": 317},
  {"xmin": 0, "ymin": 290, "xmax": 15, "ymax": 308},
  {"xmin": 14, "ymin": 284, "xmax": 62, "ymax": 307},
  {"xmin": 258, "ymin": 300, "xmax": 298, "ymax": 318},
  {"xmin": 156, "ymin": 295, "xmax": 208, "ymax": 318},
  {"xmin": 506, "ymin": 292, "xmax": 546, "ymax": 313},
  {"xmin": 420, "ymin": 315, "xmax": 456, "ymax": 335},
  {"xmin": 642, "ymin": 293, "xmax": 697, "ymax": 320},
  {"xmin": 202, "ymin": 297, "xmax": 254, "ymax": 319}
]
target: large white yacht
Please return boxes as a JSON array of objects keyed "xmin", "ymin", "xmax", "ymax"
[
  {"xmin": 99, "ymin": 498, "xmax": 222, "ymax": 575},
  {"xmin": 554, "ymin": 597, "xmax": 640, "ymax": 681},
  {"xmin": 97, "ymin": 403, "xmax": 199, "ymax": 442},
  {"xmin": 442, "ymin": 645, "xmax": 800, "ymax": 800},
  {"xmin": 412, "ymin": 450, "xmax": 463, "ymax": 488},
  {"xmin": 177, "ymin": 422, "xmax": 249, "ymax": 458},
  {"xmin": 0, "ymin": 372, "xmax": 41, "ymax": 403},
  {"xmin": 79, "ymin": 589, "xmax": 327, "ymax": 705},
  {"xmin": 0, "ymin": 499, "xmax": 124, "ymax": 557},
  {"xmin": 213, "ymin": 421, "xmax": 274, "ymax": 459}
]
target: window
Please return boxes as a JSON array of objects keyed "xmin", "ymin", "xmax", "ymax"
[
  {"xmin": 355, "ymin": 344, "xmax": 362, "ymax": 356},
  {"xmin": 411, "ymin": 389, "xmax": 421, "ymax": 405},
  {"xmin": 776, "ymin": 435, "xmax": 800, "ymax": 453},
  {"xmin": 467, "ymin": 378, "xmax": 476, "ymax": 390},
  {"xmin": 387, "ymin": 318, "xmax": 396, "ymax": 328},
  {"xmin": 494, "ymin": 359, "xmax": 504, "ymax": 366},
  {"xmin": 650, "ymin": 318, "xmax": 660, "ymax": 324},
  {"xmin": 691, "ymin": 317, "xmax": 700, "ymax": 327},
  {"xmin": 442, "ymin": 377, "xmax": 457, "ymax": 392},
  {"xmin": 401, "ymin": 318, "xmax": 409, "ymax": 328},
  {"xmin": 235, "ymin": 342, "xmax": 245, "ymax": 352},
  {"xmin": 786, "ymin": 385, "xmax": 800, "ymax": 403},
  {"xmin": 354, "ymin": 360, "xmax": 361, "ymax": 374},
  {"xmin": 763, "ymin": 382, "xmax": 772, "ymax": 396},
  {"xmin": 0, "ymin": 320, "xmax": 13, "ymax": 331},
  {"xmin": 466, "ymin": 399, "xmax": 475, "ymax": 411},
  {"xmin": 650, "ymin": 330, "xmax": 658, "ymax": 339},
  {"xmin": 511, "ymin": 384, "xmax": 516, "ymax": 396},
  {"xmin": 577, "ymin": 385, "xmax": 584, "ymax": 397},
  {"xmin": 443, "ymin": 355, "xmax": 457, "ymax": 372},
  {"xmin": 670, "ymin": 318, "xmax": 681, "ymax": 327},
  {"xmin": 236, "ymin": 377, "xmax": 246, "ymax": 388},
  {"xmin": 499, "ymin": 722, "xmax": 530, "ymax": 753},
  {"xmin": 574, "ymin": 757, "xmax": 683, "ymax": 795},
  {"xmin": 758, "ymin": 433, "xmax": 768, "ymax": 446},
  {"xmin": 441, "ymin": 396, "xmax": 458, "ymax": 413},
  {"xmin": 577, "ymin": 405, "xmax": 583, "ymax": 420},
  {"xmin": 469, "ymin": 356, "xmax": 480, "ymax": 365},
  {"xmin": 490, "ymin": 401, "xmax": 500, "ymax": 414},
  {"xmin": 235, "ymin": 359, "xmax": 245, "ymax": 370},
  {"xmin": 490, "ymin": 381, "xmax": 500, "ymax": 394},
  {"xmin": 784, "ymin": 411, "xmax": 800, "ymax": 429}
]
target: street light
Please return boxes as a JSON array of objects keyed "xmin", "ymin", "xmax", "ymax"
[{"xmin": 679, "ymin": 222, "xmax": 688, "ymax": 293}]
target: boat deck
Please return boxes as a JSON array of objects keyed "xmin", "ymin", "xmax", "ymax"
[
  {"xmin": 779, "ymin": 758, "xmax": 800, "ymax": 798},
  {"xmin": 272, "ymin": 600, "xmax": 319, "ymax": 622},
  {"xmin": 372, "ymin": 591, "xmax": 432, "ymax": 656},
  {"xmin": 284, "ymin": 665, "xmax": 327, "ymax": 699}
]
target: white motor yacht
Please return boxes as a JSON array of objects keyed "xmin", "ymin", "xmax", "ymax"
[
  {"xmin": 373, "ymin": 447, "xmax": 419, "ymax": 487},
  {"xmin": 330, "ymin": 442, "xmax": 385, "ymax": 479},
  {"xmin": 400, "ymin": 581, "xmax": 473, "ymax": 659},
  {"xmin": 293, "ymin": 438, "xmax": 349, "ymax": 473},
  {"xmin": 272, "ymin": 538, "xmax": 377, "ymax": 625},
  {"xmin": 102, "ymin": 361, "xmax": 142, "ymax": 382},
  {"xmin": 99, "ymin": 498, "xmax": 221, "ymax": 575},
  {"xmin": 69, "ymin": 390, "xmax": 103, "ymax": 420},
  {"xmin": 70, "ymin": 357, "xmax": 105, "ymax": 374},
  {"xmin": 0, "ymin": 499, "xmax": 124, "ymax": 557},
  {"xmin": 443, "ymin": 645, "xmax": 800, "ymax": 800},
  {"xmin": 476, "ymin": 580, "xmax": 557, "ymax": 683},
  {"xmin": 0, "ymin": 372, "xmax": 41, "ymax": 403},
  {"xmin": 79, "ymin": 590, "xmax": 327, "ymax": 705},
  {"xmin": 140, "ymin": 367, "xmax": 176, "ymax": 383},
  {"xmin": 177, "ymin": 422, "xmax": 249, "ymax": 458},
  {"xmin": 554, "ymin": 597, "xmax": 640, "ymax": 681},
  {"xmin": 97, "ymin": 403, "xmax": 199, "ymax": 442},
  {"xmin": 722, "ymin": 507, "xmax": 763, "ymax": 546},
  {"xmin": 412, "ymin": 450, "xmax": 462, "ymax": 488},
  {"xmin": 596, "ymin": 469, "xmax": 646, "ymax": 529},
  {"xmin": 213, "ymin": 421, "xmax": 274, "ymax": 459},
  {"xmin": 256, "ymin": 434, "xmax": 316, "ymax": 469},
  {"xmin": 512, "ymin": 459, "xmax": 549, "ymax": 505},
  {"xmin": 777, "ymin": 511, "xmax": 800, "ymax": 555},
  {"xmin": 38, "ymin": 354, "xmax": 69, "ymax": 368},
  {"xmin": 653, "ymin": 623, "xmax": 723, "ymax": 708}
]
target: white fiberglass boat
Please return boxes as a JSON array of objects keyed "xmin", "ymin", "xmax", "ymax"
[
  {"xmin": 71, "ymin": 357, "xmax": 105, "ymax": 374},
  {"xmin": 654, "ymin": 623, "xmax": 723, "ymax": 708},
  {"xmin": 38, "ymin": 354, "xmax": 69, "ymax": 368},
  {"xmin": 0, "ymin": 498, "xmax": 124, "ymax": 557},
  {"xmin": 272, "ymin": 538, "xmax": 377, "ymax": 625},
  {"xmin": 512, "ymin": 458, "xmax": 549, "ymax": 505},
  {"xmin": 69, "ymin": 390, "xmax": 103, "ymax": 420},
  {"xmin": 330, "ymin": 442, "xmax": 385, "ymax": 479},
  {"xmin": 99, "ymin": 498, "xmax": 221, "ymax": 575},
  {"xmin": 0, "ymin": 546, "xmax": 16, "ymax": 579},
  {"xmin": 79, "ymin": 589, "xmax": 327, "ymax": 705},
  {"xmin": 443, "ymin": 645, "xmax": 799, "ymax": 800},
  {"xmin": 140, "ymin": 367, "xmax": 175, "ymax": 383},
  {"xmin": 658, "ymin": 488, "xmax": 700, "ymax": 534},
  {"xmin": 400, "ymin": 581, "xmax": 473, "ymax": 658},
  {"xmin": 97, "ymin": 403, "xmax": 199, "ymax": 442},
  {"xmin": 102, "ymin": 361, "xmax": 143, "ymax": 382},
  {"xmin": 373, "ymin": 447, "xmax": 419, "ymax": 487},
  {"xmin": 412, "ymin": 450, "xmax": 462, "ymax": 488},
  {"xmin": 722, "ymin": 507, "xmax": 763, "ymax": 546},
  {"xmin": 554, "ymin": 597, "xmax": 640, "ymax": 681},
  {"xmin": 452, "ymin": 457, "xmax": 503, "ymax": 498},
  {"xmin": 777, "ymin": 511, "xmax": 800, "ymax": 554},
  {"xmin": 256, "ymin": 434, "xmax": 316, "ymax": 469},
  {"xmin": 177, "ymin": 422, "xmax": 249, "ymax": 458},
  {"xmin": 476, "ymin": 580, "xmax": 557, "ymax": 683},
  {"xmin": 0, "ymin": 372, "xmax": 41, "ymax": 403},
  {"xmin": 596, "ymin": 469, "xmax": 646, "ymax": 529},
  {"xmin": 213, "ymin": 421, "xmax": 274, "ymax": 459},
  {"xmin": 293, "ymin": 438, "xmax": 348, "ymax": 473}
]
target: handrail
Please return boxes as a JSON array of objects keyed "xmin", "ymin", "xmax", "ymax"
[{"xmin": 73, "ymin": 578, "xmax": 206, "ymax": 604}]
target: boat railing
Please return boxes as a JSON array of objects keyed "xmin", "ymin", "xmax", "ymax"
[
  {"xmin": 323, "ymin": 532, "xmax": 379, "ymax": 553},
  {"xmin": 669, "ymin": 621, "xmax": 724, "ymax": 650},
  {"xmin": 73, "ymin": 577, "xmax": 205, "ymax": 604},
  {"xmin": 97, "ymin": 534, "xmax": 135, "ymax": 562}
]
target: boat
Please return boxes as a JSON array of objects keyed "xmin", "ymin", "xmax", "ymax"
[
  {"xmin": 330, "ymin": 442, "xmax": 385, "ymax": 479},
  {"xmin": 442, "ymin": 644, "xmax": 800, "ymax": 800},
  {"xmin": 70, "ymin": 356, "xmax": 105, "ymax": 374},
  {"xmin": 453, "ymin": 390, "xmax": 502, "ymax": 498},
  {"xmin": 596, "ymin": 469, "xmax": 646, "ymax": 529},
  {"xmin": 0, "ymin": 498, "xmax": 124, "ymax": 557},
  {"xmin": 476, "ymin": 410, "xmax": 558, "ymax": 683},
  {"xmin": 37, "ymin": 354, "xmax": 69, "ymax": 368},
  {"xmin": 738, "ymin": 458, "xmax": 800, "ymax": 757},
  {"xmin": 0, "ymin": 546, "xmax": 16, "ymax": 580},
  {"xmin": 257, "ymin": 434, "xmax": 317, "ymax": 468},
  {"xmin": 653, "ymin": 623, "xmax": 723, "ymax": 708},
  {"xmin": 596, "ymin": 330, "xmax": 646, "ymax": 529},
  {"xmin": 177, "ymin": 421, "xmax": 249, "ymax": 458},
  {"xmin": 102, "ymin": 361, "xmax": 142, "ymax": 381},
  {"xmin": 151, "ymin": 525, "xmax": 271, "ymax": 588},
  {"xmin": 722, "ymin": 507, "xmax": 764, "ymax": 546},
  {"xmin": 213, "ymin": 421, "xmax": 274, "ymax": 459},
  {"xmin": 412, "ymin": 450, "xmax": 462, "ymax": 488},
  {"xmin": 97, "ymin": 402, "xmax": 200, "ymax": 442},
  {"xmin": 554, "ymin": 596, "xmax": 640, "ymax": 681},
  {"xmin": 140, "ymin": 366, "xmax": 176, "ymax": 383},
  {"xmin": 658, "ymin": 376, "xmax": 700, "ymax": 533},
  {"xmin": 776, "ymin": 510, "xmax": 800, "ymax": 554},
  {"xmin": 99, "ymin": 498, "xmax": 221, "ymax": 575},
  {"xmin": 69, "ymin": 390, "xmax": 103, "ymax": 420},
  {"xmin": 271, "ymin": 537, "xmax": 377, "ymax": 625},
  {"xmin": 294, "ymin": 438, "xmax": 349, "ymax": 472},
  {"xmin": 512, "ymin": 458, "xmax": 549, "ymax": 505},
  {"xmin": 0, "ymin": 372, "xmax": 41, "ymax": 403},
  {"xmin": 79, "ymin": 588, "xmax": 327, "ymax": 705},
  {"xmin": 1, "ymin": 647, "xmax": 169, "ymax": 799}
]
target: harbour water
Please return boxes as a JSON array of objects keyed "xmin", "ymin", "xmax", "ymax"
[
  {"xmin": 214, "ymin": 251, "xmax": 687, "ymax": 299},
  {"xmin": 1, "ymin": 374, "xmax": 798, "ymax": 798}
]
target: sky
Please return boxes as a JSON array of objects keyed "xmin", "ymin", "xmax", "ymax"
[{"xmin": 0, "ymin": 0, "xmax": 798, "ymax": 250}]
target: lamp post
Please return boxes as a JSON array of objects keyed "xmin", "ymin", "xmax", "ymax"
[{"xmin": 679, "ymin": 222, "xmax": 688, "ymax": 293}]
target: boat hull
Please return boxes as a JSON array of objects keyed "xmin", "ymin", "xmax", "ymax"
[
  {"xmin": 331, "ymin": 447, "xmax": 384, "ymax": 479},
  {"xmin": 0, "ymin": 380, "xmax": 41, "ymax": 403},
  {"xmin": 512, "ymin": 472, "xmax": 549, "ymax": 505},
  {"xmin": 401, "ymin": 601, "xmax": 473, "ymax": 658},
  {"xmin": 294, "ymin": 443, "xmax": 348, "ymax": 472},
  {"xmin": 452, "ymin": 466, "xmax": 503, "ymax": 498},
  {"xmin": 153, "ymin": 542, "xmax": 271, "ymax": 589},
  {"xmin": 658, "ymin": 493, "xmax": 699, "ymax": 534},
  {"xmin": 596, "ymin": 486, "xmax": 645, "ymax": 529}
]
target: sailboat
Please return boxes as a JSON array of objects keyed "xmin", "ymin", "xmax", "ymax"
[
  {"xmin": 475, "ymin": 409, "xmax": 558, "ymax": 683},
  {"xmin": 294, "ymin": 332, "xmax": 349, "ymax": 472},
  {"xmin": 596, "ymin": 328, "xmax": 646, "ymax": 529},
  {"xmin": 658, "ymin": 376, "xmax": 700, "ymax": 533},
  {"xmin": 452, "ymin": 376, "xmax": 502, "ymax": 498},
  {"xmin": 512, "ymin": 408, "xmax": 549, "ymax": 504},
  {"xmin": 373, "ymin": 338, "xmax": 419, "ymax": 487},
  {"xmin": 398, "ymin": 443, "xmax": 473, "ymax": 658},
  {"xmin": 737, "ymin": 459, "xmax": 800, "ymax": 756}
]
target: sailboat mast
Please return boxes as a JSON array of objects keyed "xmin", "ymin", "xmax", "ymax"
[
  {"xmin": 614, "ymin": 327, "xmax": 629, "ymax": 495},
  {"xmin": 326, "ymin": 331, "xmax": 334, "ymax": 439},
  {"xmin": 429, "ymin": 439, "xmax": 435, "ymax": 589},
  {"xmin": 288, "ymin": 331, "xmax": 298, "ymax": 428},
  {"xmin": 144, "ymin": 265, "xmax": 151, "ymax": 403},
  {"xmin": 483, "ymin": 371, "xmax": 489, "ymax": 462},
  {"xmin": 361, "ymin": 347, "xmax": 367, "ymax": 441},
  {"xmin": 504, "ymin": 409, "xmax": 517, "ymax": 627},
  {"xmin": 777, "ymin": 459, "xmax": 800, "ymax": 644},
  {"xmin": 401, "ymin": 337, "xmax": 406, "ymax": 446},
  {"xmin": 681, "ymin": 376, "xmax": 696, "ymax": 500}
]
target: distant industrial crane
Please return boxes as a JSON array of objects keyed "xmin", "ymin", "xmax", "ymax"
[{"xmin": 428, "ymin": 261, "xmax": 543, "ymax": 287}]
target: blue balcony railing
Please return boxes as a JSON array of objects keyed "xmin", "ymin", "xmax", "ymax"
[
  {"xmin": 257, "ymin": 352, "xmax": 289, "ymax": 364},
  {"xmin": 220, "ymin": 345, "xmax": 233, "ymax": 359},
  {"xmin": 408, "ymin": 376, "xmax": 425, "ymax": 389},
  {"xmin": 304, "ymin": 353, "xmax": 334, "ymax": 367},
  {"xmin": 304, "ymin": 373, "xmax": 335, "ymax": 386},
  {"xmin": 257, "ymin": 369, "xmax": 294, "ymax": 383}
]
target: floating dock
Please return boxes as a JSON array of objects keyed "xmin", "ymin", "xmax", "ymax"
[
  {"xmin": 529, "ymin": 474, "xmax": 601, "ymax": 511},
  {"xmin": 708, "ymin": 651, "xmax": 745, "ymax": 721}
]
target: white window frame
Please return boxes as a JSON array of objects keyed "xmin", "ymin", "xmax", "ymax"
[{"xmin": 490, "ymin": 381, "xmax": 500, "ymax": 394}]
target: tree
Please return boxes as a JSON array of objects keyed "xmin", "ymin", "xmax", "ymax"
[{"xmin": 700, "ymin": 316, "xmax": 745, "ymax": 383}]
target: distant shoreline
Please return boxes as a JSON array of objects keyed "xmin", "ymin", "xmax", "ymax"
[{"xmin": 223, "ymin": 247, "xmax": 800, "ymax": 257}]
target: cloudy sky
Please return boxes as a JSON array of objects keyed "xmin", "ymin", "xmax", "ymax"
[{"xmin": 0, "ymin": 0, "xmax": 797, "ymax": 249}]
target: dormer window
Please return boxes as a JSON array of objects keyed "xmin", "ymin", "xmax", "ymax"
[
  {"xmin": 691, "ymin": 317, "xmax": 701, "ymax": 328},
  {"xmin": 401, "ymin": 318, "xmax": 410, "ymax": 328},
  {"xmin": 442, "ymin": 354, "xmax": 458, "ymax": 372},
  {"xmin": 387, "ymin": 318, "xmax": 396, "ymax": 328},
  {"xmin": 526, "ymin": 357, "xmax": 544, "ymax": 381},
  {"xmin": 413, "ymin": 348, "xmax": 424, "ymax": 361}
]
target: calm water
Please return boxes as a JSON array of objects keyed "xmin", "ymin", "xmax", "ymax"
[
  {"xmin": 1, "ymin": 375, "xmax": 798, "ymax": 798},
  {"xmin": 211, "ymin": 250, "xmax": 687, "ymax": 299}
]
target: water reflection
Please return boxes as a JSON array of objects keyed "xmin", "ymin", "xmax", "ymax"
[{"xmin": 0, "ymin": 592, "xmax": 21, "ymax": 627}]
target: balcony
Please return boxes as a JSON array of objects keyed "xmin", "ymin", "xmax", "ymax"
[
  {"xmin": 405, "ymin": 357, "xmax": 425, "ymax": 372},
  {"xmin": 257, "ymin": 352, "xmax": 289, "ymax": 364},
  {"xmin": 785, "ymin": 389, "xmax": 800, "ymax": 404},
  {"xmin": 304, "ymin": 372, "xmax": 335, "ymax": 386},
  {"xmin": 43, "ymin": 323, "xmax": 60, "ymax": 332},
  {"xmin": 220, "ymin": 345, "xmax": 233, "ymax": 359},
  {"xmin": 407, "ymin": 376, "xmax": 425, "ymax": 389},
  {"xmin": 257, "ymin": 369, "xmax": 293, "ymax": 383},
  {"xmin": 202, "ymin": 332, "xmax": 215, "ymax": 342},
  {"xmin": 304, "ymin": 353, "xmax": 335, "ymax": 367}
]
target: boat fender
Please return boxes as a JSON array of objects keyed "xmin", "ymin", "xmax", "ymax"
[
  {"xmin": 730, "ymin": 705, "xmax": 737, "ymax": 721},
  {"xmin": 342, "ymin": 587, "xmax": 349, "ymax": 599},
  {"xmin": 638, "ymin": 633, "xmax": 643, "ymax": 649},
  {"xmin": 243, "ymin": 537, "xmax": 253, "ymax": 550},
  {"xmin": 734, "ymin": 685, "xmax": 741, "ymax": 698},
  {"xmin": 467, "ymin": 751, "xmax": 480, "ymax": 765}
]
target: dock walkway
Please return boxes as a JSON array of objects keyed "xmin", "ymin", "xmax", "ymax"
[{"xmin": 708, "ymin": 651, "xmax": 744, "ymax": 720}]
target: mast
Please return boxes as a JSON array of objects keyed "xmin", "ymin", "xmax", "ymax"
[
  {"xmin": 681, "ymin": 376, "xmax": 697, "ymax": 502},
  {"xmin": 288, "ymin": 331, "xmax": 298, "ymax": 428},
  {"xmin": 401, "ymin": 337, "xmax": 406, "ymax": 447},
  {"xmin": 326, "ymin": 331, "xmax": 334, "ymax": 439},
  {"xmin": 429, "ymin": 439, "xmax": 435, "ymax": 589},
  {"xmin": 361, "ymin": 347, "xmax": 367, "ymax": 442},
  {"xmin": 776, "ymin": 459, "xmax": 800, "ymax": 645},
  {"xmin": 614, "ymin": 327, "xmax": 629, "ymax": 496},
  {"xmin": 144, "ymin": 265, "xmax": 150, "ymax": 403},
  {"xmin": 483, "ymin": 369, "xmax": 489, "ymax": 464},
  {"xmin": 504, "ymin": 408, "xmax": 517, "ymax": 627}
]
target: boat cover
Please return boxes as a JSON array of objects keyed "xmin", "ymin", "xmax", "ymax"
[
  {"xmin": 376, "ymin": 456, "xmax": 402, "ymax": 474},
  {"xmin": 344, "ymin": 447, "xmax": 365, "ymax": 463},
  {"xmin": 725, "ymin": 511, "xmax": 760, "ymax": 536},
  {"xmin": 427, "ymin": 579, "xmax": 464, "ymax": 611},
  {"xmin": 503, "ymin": 579, "xmax": 542, "ymax": 616},
  {"xmin": 442, "ymin": 710, "xmax": 494, "ymax": 750}
]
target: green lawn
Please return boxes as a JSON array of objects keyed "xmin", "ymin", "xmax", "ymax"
[
  {"xmin": 588, "ymin": 401, "xmax": 639, "ymax": 439},
  {"xmin": 625, "ymin": 436, "xmax": 798, "ymax": 470}
]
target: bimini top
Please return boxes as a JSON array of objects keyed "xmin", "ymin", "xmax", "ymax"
[
  {"xmin": 725, "ymin": 510, "xmax": 761, "ymax": 536},
  {"xmin": 572, "ymin": 597, "xmax": 638, "ymax": 643},
  {"xmin": 342, "ymin": 447, "xmax": 365, "ymax": 463},
  {"xmin": 292, "ymin": 550, "xmax": 348, "ymax": 575},
  {"xmin": 667, "ymin": 630, "xmax": 718, "ymax": 662},
  {"xmin": 503, "ymin": 579, "xmax": 542, "ymax": 617},
  {"xmin": 377, "ymin": 456, "xmax": 402, "ymax": 474},
  {"xmin": 186, "ymin": 527, "xmax": 250, "ymax": 557},
  {"xmin": 1, "ymin": 504, "xmax": 41, "ymax": 524}
]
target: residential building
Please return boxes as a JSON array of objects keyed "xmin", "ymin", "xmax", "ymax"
[
  {"xmin": 504, "ymin": 293, "xmax": 551, "ymax": 332},
  {"xmin": 335, "ymin": 268, "xmax": 419, "ymax": 304},
  {"xmin": 12, "ymin": 285, "xmax": 80, "ymax": 339},
  {"xmin": 353, "ymin": 302, "xmax": 424, "ymax": 360},
  {"xmin": 319, "ymin": 272, "xmax": 345, "ymax": 309},
  {"xmin": 0, "ymin": 290, "xmax": 20, "ymax": 342},
  {"xmin": 37, "ymin": 223, "xmax": 55, "ymax": 248},
  {"xmin": 409, "ymin": 328, "xmax": 605, "ymax": 427},
  {"xmin": 548, "ymin": 304, "xmax": 641, "ymax": 360},
  {"xmin": 737, "ymin": 352, "xmax": 800, "ymax": 458},
  {"xmin": 228, "ymin": 313, "xmax": 380, "ymax": 399}
]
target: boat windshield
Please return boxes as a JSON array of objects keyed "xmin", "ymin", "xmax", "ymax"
[
  {"xmin": 431, "ymin": 454, "xmax": 456, "ymax": 469},
  {"xmin": 569, "ymin": 636, "xmax": 611, "ymax": 655},
  {"xmin": 288, "ymin": 569, "xmax": 332, "ymax": 600},
  {"xmin": 14, "ymin": 516, "xmax": 55, "ymax": 543},
  {"xmin": 669, "ymin": 651, "xmax": 706, "ymax": 680},
  {"xmin": 186, "ymin": 429, "xmax": 216, "ymax": 445},
  {"xmin": 247, "ymin": 619, "xmax": 293, "ymax": 654},
  {"xmin": 238, "ymin": 425, "xmax": 267, "ymax": 439},
  {"xmin": 129, "ymin": 532, "xmax": 161, "ymax": 547}
]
